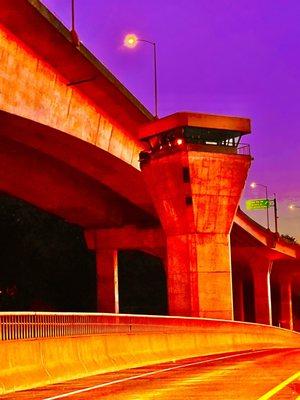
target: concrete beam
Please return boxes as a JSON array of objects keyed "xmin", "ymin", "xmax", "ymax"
[
  {"xmin": 0, "ymin": 110, "xmax": 156, "ymax": 217},
  {"xmin": 0, "ymin": 0, "xmax": 153, "ymax": 134},
  {"xmin": 0, "ymin": 135, "xmax": 151, "ymax": 228},
  {"xmin": 85, "ymin": 226, "xmax": 165, "ymax": 312}
]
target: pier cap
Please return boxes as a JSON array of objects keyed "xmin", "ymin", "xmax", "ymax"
[{"xmin": 139, "ymin": 112, "xmax": 251, "ymax": 141}]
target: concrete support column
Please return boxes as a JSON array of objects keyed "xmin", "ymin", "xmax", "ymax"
[
  {"xmin": 251, "ymin": 259, "xmax": 273, "ymax": 325},
  {"xmin": 233, "ymin": 273, "xmax": 245, "ymax": 322},
  {"xmin": 84, "ymin": 229, "xmax": 119, "ymax": 313},
  {"xmin": 84, "ymin": 226, "xmax": 165, "ymax": 314},
  {"xmin": 141, "ymin": 151, "xmax": 250, "ymax": 318},
  {"xmin": 95, "ymin": 249, "xmax": 119, "ymax": 313},
  {"xmin": 280, "ymin": 277, "xmax": 293, "ymax": 330},
  {"xmin": 167, "ymin": 233, "xmax": 233, "ymax": 319}
]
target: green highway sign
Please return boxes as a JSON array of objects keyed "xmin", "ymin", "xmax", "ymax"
[{"xmin": 246, "ymin": 198, "xmax": 270, "ymax": 210}]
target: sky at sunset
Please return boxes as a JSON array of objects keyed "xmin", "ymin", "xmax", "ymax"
[{"xmin": 43, "ymin": 0, "xmax": 300, "ymax": 240}]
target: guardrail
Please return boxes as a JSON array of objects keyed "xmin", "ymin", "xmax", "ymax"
[
  {"xmin": 140, "ymin": 142, "xmax": 251, "ymax": 166},
  {"xmin": 0, "ymin": 311, "xmax": 279, "ymax": 341},
  {"xmin": 237, "ymin": 143, "xmax": 251, "ymax": 156},
  {"xmin": 0, "ymin": 312, "xmax": 299, "ymax": 395},
  {"xmin": 0, "ymin": 312, "xmax": 296, "ymax": 341},
  {"xmin": 187, "ymin": 142, "xmax": 251, "ymax": 156},
  {"xmin": 0, "ymin": 312, "xmax": 208, "ymax": 340}
]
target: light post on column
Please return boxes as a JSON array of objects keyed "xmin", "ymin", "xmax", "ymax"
[
  {"xmin": 124, "ymin": 34, "xmax": 158, "ymax": 118},
  {"xmin": 70, "ymin": 0, "xmax": 79, "ymax": 46},
  {"xmin": 273, "ymin": 193, "xmax": 279, "ymax": 234},
  {"xmin": 250, "ymin": 182, "xmax": 270, "ymax": 230}
]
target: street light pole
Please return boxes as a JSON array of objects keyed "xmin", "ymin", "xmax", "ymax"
[
  {"xmin": 124, "ymin": 34, "xmax": 158, "ymax": 118},
  {"xmin": 273, "ymin": 193, "xmax": 279, "ymax": 234},
  {"xmin": 266, "ymin": 186, "xmax": 270, "ymax": 231},
  {"xmin": 250, "ymin": 182, "xmax": 270, "ymax": 230},
  {"xmin": 70, "ymin": 0, "xmax": 79, "ymax": 46},
  {"xmin": 153, "ymin": 42, "xmax": 158, "ymax": 118},
  {"xmin": 138, "ymin": 39, "xmax": 158, "ymax": 118},
  {"xmin": 71, "ymin": 0, "xmax": 75, "ymax": 31}
]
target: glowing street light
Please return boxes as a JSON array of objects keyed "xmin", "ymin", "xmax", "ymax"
[
  {"xmin": 124, "ymin": 34, "xmax": 138, "ymax": 48},
  {"xmin": 124, "ymin": 33, "xmax": 158, "ymax": 118},
  {"xmin": 289, "ymin": 204, "xmax": 300, "ymax": 210},
  {"xmin": 250, "ymin": 182, "xmax": 270, "ymax": 230}
]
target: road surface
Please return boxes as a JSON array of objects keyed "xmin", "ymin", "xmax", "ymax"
[{"xmin": 2, "ymin": 348, "xmax": 300, "ymax": 399}]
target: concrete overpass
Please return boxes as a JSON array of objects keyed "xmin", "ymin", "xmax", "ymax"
[
  {"xmin": 1, "ymin": 0, "xmax": 300, "ymax": 396},
  {"xmin": 1, "ymin": 0, "xmax": 299, "ymax": 327}
]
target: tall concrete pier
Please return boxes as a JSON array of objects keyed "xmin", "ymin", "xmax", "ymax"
[{"xmin": 140, "ymin": 113, "xmax": 252, "ymax": 318}]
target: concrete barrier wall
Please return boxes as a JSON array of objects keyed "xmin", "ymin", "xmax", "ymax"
[{"xmin": 1, "ymin": 319, "xmax": 300, "ymax": 395}]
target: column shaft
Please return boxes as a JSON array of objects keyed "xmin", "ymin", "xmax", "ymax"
[
  {"xmin": 96, "ymin": 249, "xmax": 119, "ymax": 313},
  {"xmin": 233, "ymin": 275, "xmax": 245, "ymax": 322},
  {"xmin": 251, "ymin": 260, "xmax": 273, "ymax": 325},
  {"xmin": 280, "ymin": 278, "xmax": 293, "ymax": 330},
  {"xmin": 167, "ymin": 233, "xmax": 233, "ymax": 319}
]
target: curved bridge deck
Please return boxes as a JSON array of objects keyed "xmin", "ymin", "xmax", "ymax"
[{"xmin": 0, "ymin": 312, "xmax": 299, "ymax": 396}]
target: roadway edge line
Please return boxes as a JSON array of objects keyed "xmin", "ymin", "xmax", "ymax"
[{"xmin": 43, "ymin": 349, "xmax": 268, "ymax": 400}]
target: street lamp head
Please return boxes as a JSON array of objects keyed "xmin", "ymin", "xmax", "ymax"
[
  {"xmin": 289, "ymin": 204, "xmax": 295, "ymax": 210},
  {"xmin": 124, "ymin": 33, "xmax": 138, "ymax": 48},
  {"xmin": 250, "ymin": 182, "xmax": 256, "ymax": 189}
]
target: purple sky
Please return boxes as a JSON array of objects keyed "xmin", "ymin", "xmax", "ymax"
[{"xmin": 43, "ymin": 0, "xmax": 300, "ymax": 240}]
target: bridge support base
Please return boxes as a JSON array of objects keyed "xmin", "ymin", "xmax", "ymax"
[
  {"xmin": 167, "ymin": 233, "xmax": 233, "ymax": 319},
  {"xmin": 232, "ymin": 270, "xmax": 245, "ymax": 322},
  {"xmin": 95, "ymin": 249, "xmax": 119, "ymax": 313},
  {"xmin": 280, "ymin": 277, "xmax": 294, "ymax": 330},
  {"xmin": 84, "ymin": 226, "xmax": 165, "ymax": 313},
  {"xmin": 251, "ymin": 258, "xmax": 273, "ymax": 325}
]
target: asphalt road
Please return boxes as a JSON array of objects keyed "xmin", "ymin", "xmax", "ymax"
[{"xmin": 3, "ymin": 348, "xmax": 300, "ymax": 399}]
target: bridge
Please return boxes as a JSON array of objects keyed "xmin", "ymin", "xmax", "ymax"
[{"xmin": 0, "ymin": 0, "xmax": 300, "ymax": 397}]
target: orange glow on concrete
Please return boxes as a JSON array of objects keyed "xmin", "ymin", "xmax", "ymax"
[
  {"xmin": 0, "ymin": 26, "xmax": 143, "ymax": 171},
  {"xmin": 0, "ymin": 23, "xmax": 159, "ymax": 228},
  {"xmin": 142, "ymin": 141, "xmax": 251, "ymax": 318}
]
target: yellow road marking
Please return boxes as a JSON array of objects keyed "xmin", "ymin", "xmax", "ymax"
[{"xmin": 257, "ymin": 371, "xmax": 300, "ymax": 399}]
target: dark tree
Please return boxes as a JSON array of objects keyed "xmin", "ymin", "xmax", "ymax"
[{"xmin": 0, "ymin": 193, "xmax": 96, "ymax": 311}]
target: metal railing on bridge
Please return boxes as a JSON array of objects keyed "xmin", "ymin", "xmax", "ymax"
[{"xmin": 0, "ymin": 312, "xmax": 220, "ymax": 341}]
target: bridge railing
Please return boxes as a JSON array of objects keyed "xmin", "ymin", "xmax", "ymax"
[
  {"xmin": 0, "ymin": 312, "xmax": 260, "ymax": 341},
  {"xmin": 0, "ymin": 313, "xmax": 195, "ymax": 340},
  {"xmin": 0, "ymin": 312, "xmax": 195, "ymax": 340},
  {"xmin": 1, "ymin": 312, "xmax": 295, "ymax": 341},
  {"xmin": 237, "ymin": 143, "xmax": 251, "ymax": 156}
]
